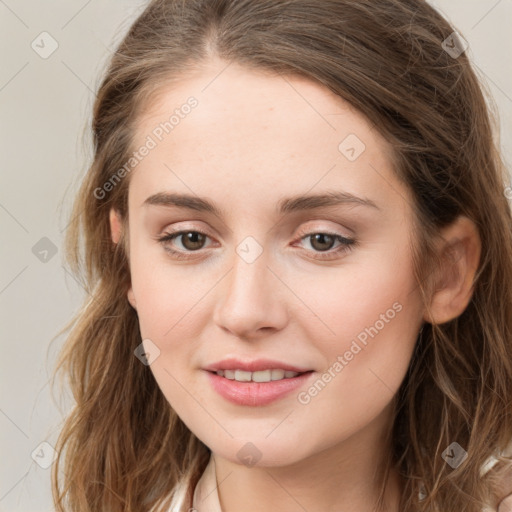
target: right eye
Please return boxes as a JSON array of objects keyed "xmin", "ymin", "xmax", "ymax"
[{"xmin": 157, "ymin": 230, "xmax": 214, "ymax": 259}]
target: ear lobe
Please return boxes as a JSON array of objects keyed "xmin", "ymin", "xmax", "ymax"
[
  {"xmin": 127, "ymin": 287, "xmax": 137, "ymax": 310},
  {"xmin": 423, "ymin": 216, "xmax": 481, "ymax": 325},
  {"xmin": 109, "ymin": 208, "xmax": 123, "ymax": 244}
]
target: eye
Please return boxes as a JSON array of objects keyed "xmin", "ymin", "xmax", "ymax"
[
  {"xmin": 294, "ymin": 231, "xmax": 356, "ymax": 260},
  {"xmin": 156, "ymin": 228, "xmax": 356, "ymax": 261},
  {"xmin": 157, "ymin": 230, "xmax": 213, "ymax": 259}
]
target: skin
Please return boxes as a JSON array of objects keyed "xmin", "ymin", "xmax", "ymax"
[{"xmin": 110, "ymin": 58, "xmax": 481, "ymax": 511}]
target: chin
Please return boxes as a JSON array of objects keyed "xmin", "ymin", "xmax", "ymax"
[{"xmin": 199, "ymin": 430, "xmax": 317, "ymax": 468}]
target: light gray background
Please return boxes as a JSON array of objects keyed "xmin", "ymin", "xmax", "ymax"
[{"xmin": 1, "ymin": 1, "xmax": 511, "ymax": 510}]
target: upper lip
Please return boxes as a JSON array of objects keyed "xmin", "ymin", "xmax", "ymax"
[{"xmin": 203, "ymin": 358, "xmax": 312, "ymax": 373}]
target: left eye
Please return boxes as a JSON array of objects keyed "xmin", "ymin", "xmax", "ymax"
[
  {"xmin": 298, "ymin": 232, "xmax": 353, "ymax": 252},
  {"xmin": 294, "ymin": 232, "xmax": 356, "ymax": 260},
  {"xmin": 158, "ymin": 230, "xmax": 211, "ymax": 252}
]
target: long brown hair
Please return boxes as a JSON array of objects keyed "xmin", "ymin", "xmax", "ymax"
[{"xmin": 52, "ymin": 1, "xmax": 512, "ymax": 510}]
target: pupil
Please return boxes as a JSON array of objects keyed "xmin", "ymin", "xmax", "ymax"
[
  {"xmin": 184, "ymin": 232, "xmax": 204, "ymax": 250},
  {"xmin": 312, "ymin": 234, "xmax": 334, "ymax": 251}
]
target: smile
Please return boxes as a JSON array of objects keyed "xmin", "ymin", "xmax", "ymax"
[
  {"xmin": 215, "ymin": 369, "xmax": 301, "ymax": 382},
  {"xmin": 206, "ymin": 369, "xmax": 314, "ymax": 406}
]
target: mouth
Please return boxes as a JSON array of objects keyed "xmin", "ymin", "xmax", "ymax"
[
  {"xmin": 203, "ymin": 358, "xmax": 315, "ymax": 405},
  {"xmin": 203, "ymin": 357, "xmax": 313, "ymax": 375},
  {"xmin": 208, "ymin": 368, "xmax": 314, "ymax": 383}
]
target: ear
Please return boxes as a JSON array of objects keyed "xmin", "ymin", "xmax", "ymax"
[
  {"xmin": 109, "ymin": 208, "xmax": 123, "ymax": 244},
  {"xmin": 127, "ymin": 287, "xmax": 137, "ymax": 310},
  {"xmin": 423, "ymin": 216, "xmax": 481, "ymax": 325},
  {"xmin": 109, "ymin": 208, "xmax": 137, "ymax": 310}
]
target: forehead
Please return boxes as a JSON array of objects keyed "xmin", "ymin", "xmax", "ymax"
[{"xmin": 128, "ymin": 60, "xmax": 408, "ymax": 215}]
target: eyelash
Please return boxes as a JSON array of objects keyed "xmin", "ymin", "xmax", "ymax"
[{"xmin": 157, "ymin": 228, "xmax": 356, "ymax": 261}]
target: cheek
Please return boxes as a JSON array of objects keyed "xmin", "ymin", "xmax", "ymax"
[
  {"xmin": 296, "ymin": 241, "xmax": 420, "ymax": 344},
  {"xmin": 129, "ymin": 257, "xmax": 206, "ymax": 412},
  {"xmin": 128, "ymin": 238, "xmax": 206, "ymax": 340},
  {"xmin": 133, "ymin": 282, "xmax": 207, "ymax": 369},
  {"xmin": 295, "ymin": 243, "xmax": 422, "ymax": 406},
  {"xmin": 293, "ymin": 276, "xmax": 420, "ymax": 453}
]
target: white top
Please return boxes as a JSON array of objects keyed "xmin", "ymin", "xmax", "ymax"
[
  {"xmin": 164, "ymin": 450, "xmax": 512, "ymax": 512},
  {"xmin": 191, "ymin": 456, "xmax": 223, "ymax": 511}
]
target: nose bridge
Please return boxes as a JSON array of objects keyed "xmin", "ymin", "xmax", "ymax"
[{"xmin": 212, "ymin": 235, "xmax": 288, "ymax": 337}]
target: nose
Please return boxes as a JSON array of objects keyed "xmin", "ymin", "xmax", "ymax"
[{"xmin": 212, "ymin": 243, "xmax": 289, "ymax": 340}]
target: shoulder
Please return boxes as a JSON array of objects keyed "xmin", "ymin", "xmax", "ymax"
[
  {"xmin": 478, "ymin": 440, "xmax": 512, "ymax": 511},
  {"xmin": 486, "ymin": 458, "xmax": 512, "ymax": 511}
]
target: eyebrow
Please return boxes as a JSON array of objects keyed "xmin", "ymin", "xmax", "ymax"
[{"xmin": 143, "ymin": 191, "xmax": 380, "ymax": 216}]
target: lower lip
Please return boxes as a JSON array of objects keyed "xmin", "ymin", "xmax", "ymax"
[{"xmin": 205, "ymin": 370, "xmax": 314, "ymax": 406}]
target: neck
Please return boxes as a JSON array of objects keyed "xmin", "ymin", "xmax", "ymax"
[{"xmin": 213, "ymin": 403, "xmax": 402, "ymax": 512}]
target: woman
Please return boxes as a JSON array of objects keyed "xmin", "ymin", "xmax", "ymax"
[{"xmin": 52, "ymin": 1, "xmax": 512, "ymax": 510}]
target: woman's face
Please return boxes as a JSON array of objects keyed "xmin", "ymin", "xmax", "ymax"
[{"xmin": 122, "ymin": 59, "xmax": 425, "ymax": 467}]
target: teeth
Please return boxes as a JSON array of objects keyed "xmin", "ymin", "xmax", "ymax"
[
  {"xmin": 271, "ymin": 369, "xmax": 285, "ymax": 380},
  {"xmin": 234, "ymin": 370, "xmax": 252, "ymax": 382},
  {"xmin": 252, "ymin": 369, "xmax": 271, "ymax": 382},
  {"xmin": 215, "ymin": 369, "xmax": 301, "ymax": 382}
]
